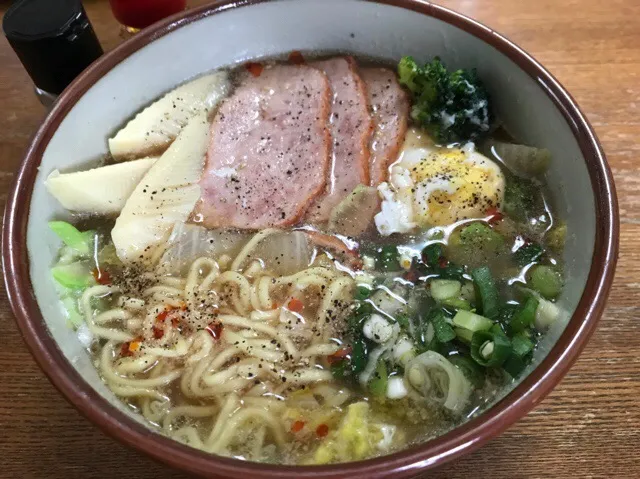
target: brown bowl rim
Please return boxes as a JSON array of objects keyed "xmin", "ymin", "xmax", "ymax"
[{"xmin": 2, "ymin": 0, "xmax": 619, "ymax": 478}]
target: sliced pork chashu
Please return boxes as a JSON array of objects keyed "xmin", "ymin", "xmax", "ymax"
[
  {"xmin": 192, "ymin": 64, "xmax": 332, "ymax": 229},
  {"xmin": 360, "ymin": 67, "xmax": 410, "ymax": 186},
  {"xmin": 306, "ymin": 57, "xmax": 373, "ymax": 223}
]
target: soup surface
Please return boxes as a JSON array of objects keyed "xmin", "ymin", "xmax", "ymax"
[{"xmin": 46, "ymin": 53, "xmax": 567, "ymax": 464}]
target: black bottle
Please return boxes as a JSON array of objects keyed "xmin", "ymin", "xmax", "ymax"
[{"xmin": 3, "ymin": 0, "xmax": 103, "ymax": 106}]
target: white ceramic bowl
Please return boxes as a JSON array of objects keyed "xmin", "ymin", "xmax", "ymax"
[{"xmin": 3, "ymin": 1, "xmax": 618, "ymax": 478}]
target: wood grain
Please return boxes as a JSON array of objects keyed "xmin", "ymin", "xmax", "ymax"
[{"xmin": 0, "ymin": 0, "xmax": 637, "ymax": 478}]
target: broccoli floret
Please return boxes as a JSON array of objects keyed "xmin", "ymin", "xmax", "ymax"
[{"xmin": 398, "ymin": 56, "xmax": 492, "ymax": 143}]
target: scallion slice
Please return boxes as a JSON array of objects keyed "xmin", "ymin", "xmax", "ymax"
[
  {"xmin": 470, "ymin": 329, "xmax": 512, "ymax": 367},
  {"xmin": 471, "ymin": 266, "xmax": 500, "ymax": 318},
  {"xmin": 453, "ymin": 310, "xmax": 493, "ymax": 332}
]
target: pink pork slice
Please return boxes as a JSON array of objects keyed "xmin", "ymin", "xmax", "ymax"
[
  {"xmin": 360, "ymin": 67, "xmax": 410, "ymax": 186},
  {"xmin": 305, "ymin": 57, "xmax": 373, "ymax": 223},
  {"xmin": 193, "ymin": 64, "xmax": 332, "ymax": 229}
]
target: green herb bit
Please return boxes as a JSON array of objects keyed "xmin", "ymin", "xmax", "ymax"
[
  {"xmin": 354, "ymin": 285, "xmax": 372, "ymax": 301},
  {"xmin": 331, "ymin": 360, "xmax": 348, "ymax": 379},
  {"xmin": 422, "ymin": 242, "xmax": 444, "ymax": 267},
  {"xmin": 376, "ymin": 245, "xmax": 401, "ymax": 272},
  {"xmin": 350, "ymin": 339, "xmax": 368, "ymax": 375},
  {"xmin": 514, "ymin": 242, "xmax": 544, "ymax": 267},
  {"xmin": 368, "ymin": 360, "xmax": 388, "ymax": 397}
]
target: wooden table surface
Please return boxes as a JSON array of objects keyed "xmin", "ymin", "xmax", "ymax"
[{"xmin": 1, "ymin": 0, "xmax": 638, "ymax": 477}]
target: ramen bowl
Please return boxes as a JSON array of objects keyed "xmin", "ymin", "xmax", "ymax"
[{"xmin": 2, "ymin": 0, "xmax": 618, "ymax": 477}]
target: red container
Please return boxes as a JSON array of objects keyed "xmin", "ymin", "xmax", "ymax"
[{"xmin": 109, "ymin": 0, "xmax": 187, "ymax": 29}]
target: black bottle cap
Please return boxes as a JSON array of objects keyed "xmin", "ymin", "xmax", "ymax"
[{"xmin": 3, "ymin": 0, "xmax": 104, "ymax": 95}]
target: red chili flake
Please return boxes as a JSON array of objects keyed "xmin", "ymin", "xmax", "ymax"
[
  {"xmin": 120, "ymin": 342, "xmax": 132, "ymax": 357},
  {"xmin": 291, "ymin": 420, "xmax": 305, "ymax": 433},
  {"xmin": 316, "ymin": 424, "xmax": 329, "ymax": 437},
  {"xmin": 120, "ymin": 340, "xmax": 141, "ymax": 357},
  {"xmin": 438, "ymin": 257, "xmax": 449, "ymax": 269},
  {"xmin": 288, "ymin": 50, "xmax": 305, "ymax": 64},
  {"xmin": 486, "ymin": 207, "xmax": 504, "ymax": 224},
  {"xmin": 287, "ymin": 298, "xmax": 304, "ymax": 313},
  {"xmin": 206, "ymin": 322, "xmax": 223, "ymax": 340},
  {"xmin": 403, "ymin": 269, "xmax": 419, "ymax": 283},
  {"xmin": 156, "ymin": 307, "xmax": 180, "ymax": 327},
  {"xmin": 153, "ymin": 327, "xmax": 164, "ymax": 340},
  {"xmin": 245, "ymin": 62, "xmax": 264, "ymax": 77},
  {"xmin": 92, "ymin": 268, "xmax": 111, "ymax": 285},
  {"xmin": 327, "ymin": 346, "xmax": 352, "ymax": 365}
]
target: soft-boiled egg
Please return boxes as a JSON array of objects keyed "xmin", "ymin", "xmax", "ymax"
[{"xmin": 375, "ymin": 129, "xmax": 505, "ymax": 235}]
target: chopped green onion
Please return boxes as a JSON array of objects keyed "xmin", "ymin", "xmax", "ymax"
[
  {"xmin": 546, "ymin": 223, "xmax": 567, "ymax": 252},
  {"xmin": 394, "ymin": 312, "xmax": 411, "ymax": 330},
  {"xmin": 354, "ymin": 285, "xmax": 372, "ymax": 300},
  {"xmin": 430, "ymin": 279, "xmax": 461, "ymax": 302},
  {"xmin": 376, "ymin": 245, "xmax": 401, "ymax": 271},
  {"xmin": 511, "ymin": 332, "xmax": 535, "ymax": 358},
  {"xmin": 459, "ymin": 281, "xmax": 476, "ymax": 302},
  {"xmin": 454, "ymin": 327, "xmax": 474, "ymax": 344},
  {"xmin": 514, "ymin": 242, "xmax": 544, "ymax": 267},
  {"xmin": 471, "ymin": 329, "xmax": 512, "ymax": 367},
  {"xmin": 350, "ymin": 338, "xmax": 368, "ymax": 375},
  {"xmin": 449, "ymin": 354, "xmax": 485, "ymax": 388},
  {"xmin": 503, "ymin": 353, "xmax": 529, "ymax": 377},
  {"xmin": 436, "ymin": 264, "xmax": 465, "ymax": 281},
  {"xmin": 368, "ymin": 360, "xmax": 388, "ymax": 397},
  {"xmin": 422, "ymin": 243, "xmax": 443, "ymax": 267},
  {"xmin": 431, "ymin": 309, "xmax": 456, "ymax": 343},
  {"xmin": 348, "ymin": 302, "xmax": 373, "ymax": 330},
  {"xmin": 452, "ymin": 309, "xmax": 493, "ymax": 332},
  {"xmin": 49, "ymin": 221, "xmax": 93, "ymax": 256},
  {"xmin": 528, "ymin": 265, "xmax": 563, "ymax": 299},
  {"xmin": 509, "ymin": 296, "xmax": 539, "ymax": 333},
  {"xmin": 51, "ymin": 262, "xmax": 95, "ymax": 290},
  {"xmin": 503, "ymin": 176, "xmax": 536, "ymax": 222},
  {"xmin": 442, "ymin": 297, "xmax": 472, "ymax": 311},
  {"xmin": 535, "ymin": 297, "xmax": 561, "ymax": 331},
  {"xmin": 471, "ymin": 266, "xmax": 500, "ymax": 318},
  {"xmin": 330, "ymin": 360, "xmax": 348, "ymax": 379}
]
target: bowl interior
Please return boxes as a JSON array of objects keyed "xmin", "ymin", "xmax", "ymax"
[{"xmin": 25, "ymin": 0, "xmax": 594, "ymax": 462}]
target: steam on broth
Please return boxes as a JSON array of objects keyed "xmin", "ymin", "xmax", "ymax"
[{"xmin": 46, "ymin": 53, "xmax": 567, "ymax": 465}]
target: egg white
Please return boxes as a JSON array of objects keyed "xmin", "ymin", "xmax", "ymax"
[{"xmin": 375, "ymin": 129, "xmax": 505, "ymax": 235}]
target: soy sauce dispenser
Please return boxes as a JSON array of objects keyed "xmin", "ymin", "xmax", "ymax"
[{"xmin": 3, "ymin": 0, "xmax": 103, "ymax": 107}]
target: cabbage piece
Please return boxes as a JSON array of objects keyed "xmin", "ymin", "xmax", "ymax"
[
  {"xmin": 51, "ymin": 262, "xmax": 95, "ymax": 290},
  {"xmin": 405, "ymin": 350, "xmax": 472, "ymax": 413},
  {"xmin": 482, "ymin": 139, "xmax": 551, "ymax": 179},
  {"xmin": 159, "ymin": 222, "xmax": 249, "ymax": 274},
  {"xmin": 239, "ymin": 229, "xmax": 313, "ymax": 276},
  {"xmin": 312, "ymin": 402, "xmax": 396, "ymax": 464},
  {"xmin": 49, "ymin": 221, "xmax": 94, "ymax": 256}
]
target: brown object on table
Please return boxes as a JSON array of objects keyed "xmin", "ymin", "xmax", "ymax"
[{"xmin": 0, "ymin": 0, "xmax": 637, "ymax": 478}]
